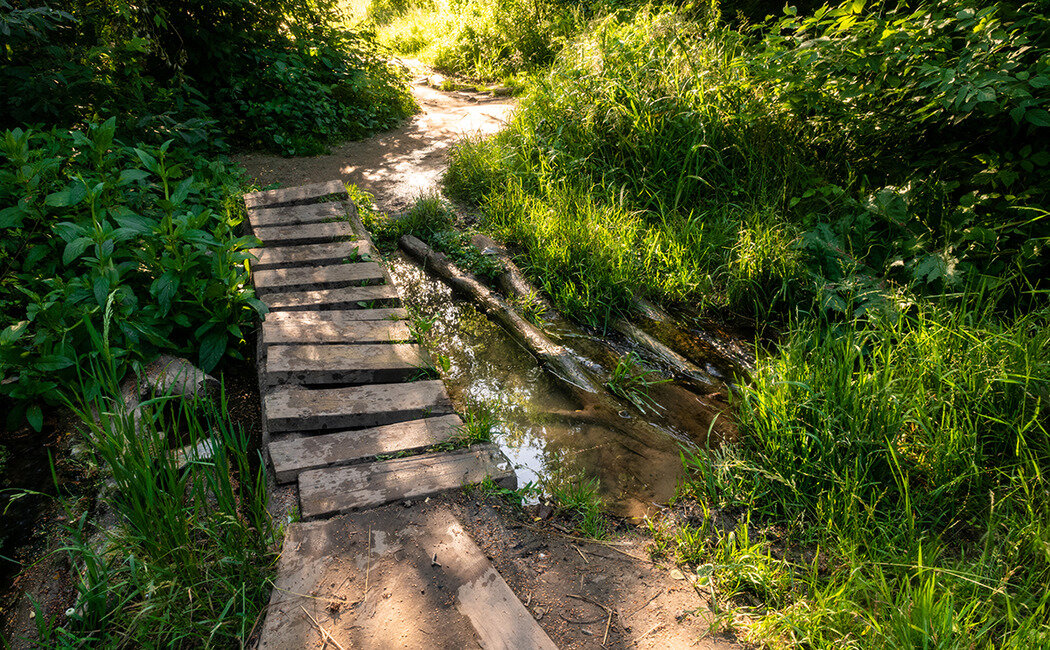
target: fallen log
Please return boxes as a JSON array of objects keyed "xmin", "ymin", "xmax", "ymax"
[
  {"xmin": 468, "ymin": 233, "xmax": 719, "ymax": 389},
  {"xmin": 399, "ymin": 234, "xmax": 734, "ymax": 451},
  {"xmin": 400, "ymin": 235, "xmax": 602, "ymax": 396}
]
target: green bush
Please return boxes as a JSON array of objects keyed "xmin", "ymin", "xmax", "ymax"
[
  {"xmin": 0, "ymin": 0, "xmax": 415, "ymax": 155},
  {"xmin": 0, "ymin": 119, "xmax": 264, "ymax": 429},
  {"xmin": 370, "ymin": 0, "xmax": 587, "ymax": 82}
]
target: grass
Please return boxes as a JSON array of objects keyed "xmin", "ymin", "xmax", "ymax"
[
  {"xmin": 605, "ymin": 352, "xmax": 669, "ymax": 415},
  {"xmin": 660, "ymin": 303, "xmax": 1050, "ymax": 646},
  {"xmin": 548, "ymin": 476, "xmax": 608, "ymax": 539},
  {"xmin": 40, "ymin": 323, "xmax": 278, "ymax": 647},
  {"xmin": 443, "ymin": 10, "xmax": 802, "ymax": 326},
  {"xmin": 347, "ymin": 0, "xmax": 584, "ymax": 84}
]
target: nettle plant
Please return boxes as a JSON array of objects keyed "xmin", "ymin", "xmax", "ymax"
[{"xmin": 0, "ymin": 119, "xmax": 265, "ymax": 429}]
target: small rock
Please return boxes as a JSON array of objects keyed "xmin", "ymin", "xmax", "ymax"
[
  {"xmin": 669, "ymin": 568, "xmax": 686, "ymax": 580},
  {"xmin": 532, "ymin": 606, "xmax": 545, "ymax": 620}
]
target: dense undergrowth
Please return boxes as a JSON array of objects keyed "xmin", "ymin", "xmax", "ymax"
[
  {"xmin": 1, "ymin": 0, "xmax": 414, "ymax": 155},
  {"xmin": 33, "ymin": 344, "xmax": 278, "ymax": 646},
  {"xmin": 373, "ymin": 0, "xmax": 1050, "ymax": 644},
  {"xmin": 1, "ymin": 0, "xmax": 414, "ymax": 426},
  {"xmin": 349, "ymin": 0, "xmax": 588, "ymax": 83},
  {"xmin": 0, "ymin": 120, "xmax": 263, "ymax": 430}
]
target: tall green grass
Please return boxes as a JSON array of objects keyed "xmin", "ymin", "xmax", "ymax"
[
  {"xmin": 446, "ymin": 2, "xmax": 1050, "ymax": 325},
  {"xmin": 660, "ymin": 304, "xmax": 1050, "ymax": 646},
  {"xmin": 445, "ymin": 9, "xmax": 806, "ymax": 325},
  {"xmin": 40, "ymin": 321, "xmax": 278, "ymax": 646}
]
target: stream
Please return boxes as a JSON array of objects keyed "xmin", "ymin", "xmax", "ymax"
[{"xmin": 237, "ymin": 70, "xmax": 747, "ymax": 520}]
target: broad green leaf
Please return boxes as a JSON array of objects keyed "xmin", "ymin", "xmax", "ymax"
[
  {"xmin": 62, "ymin": 237, "xmax": 93, "ymax": 265},
  {"xmin": 26, "ymin": 404, "xmax": 42, "ymax": 432},
  {"xmin": 0, "ymin": 321, "xmax": 28, "ymax": 344},
  {"xmin": 0, "ymin": 206, "xmax": 25, "ymax": 228},
  {"xmin": 198, "ymin": 331, "xmax": 226, "ymax": 372},
  {"xmin": 35, "ymin": 354, "xmax": 74, "ymax": 371},
  {"xmin": 150, "ymin": 271, "xmax": 179, "ymax": 311},
  {"xmin": 171, "ymin": 176, "xmax": 194, "ymax": 205},
  {"xmin": 1026, "ymin": 109, "xmax": 1050, "ymax": 127},
  {"xmin": 134, "ymin": 148, "xmax": 159, "ymax": 173},
  {"xmin": 118, "ymin": 169, "xmax": 150, "ymax": 185}
]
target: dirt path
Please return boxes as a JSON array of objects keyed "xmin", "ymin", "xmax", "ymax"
[{"xmin": 236, "ymin": 72, "xmax": 513, "ymax": 213}]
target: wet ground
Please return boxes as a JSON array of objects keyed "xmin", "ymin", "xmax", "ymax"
[
  {"xmin": 237, "ymin": 69, "xmax": 743, "ymax": 520},
  {"xmin": 387, "ymin": 256, "xmax": 735, "ymax": 519}
]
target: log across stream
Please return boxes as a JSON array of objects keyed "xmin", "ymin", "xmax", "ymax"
[{"xmin": 389, "ymin": 236, "xmax": 740, "ymax": 519}]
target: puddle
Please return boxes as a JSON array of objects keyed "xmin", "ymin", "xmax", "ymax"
[{"xmin": 388, "ymin": 255, "xmax": 733, "ymax": 519}]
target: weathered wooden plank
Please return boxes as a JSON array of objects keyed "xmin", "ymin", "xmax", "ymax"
[
  {"xmin": 251, "ymin": 241, "xmax": 372, "ymax": 271},
  {"xmin": 265, "ymin": 381, "xmax": 453, "ymax": 433},
  {"xmin": 264, "ymin": 284, "xmax": 400, "ymax": 312},
  {"xmin": 243, "ymin": 180, "xmax": 346, "ymax": 209},
  {"xmin": 252, "ymin": 262, "xmax": 386, "ymax": 294},
  {"xmin": 259, "ymin": 505, "xmax": 554, "ymax": 650},
  {"xmin": 298, "ymin": 445, "xmax": 516, "ymax": 518},
  {"xmin": 262, "ymin": 314, "xmax": 412, "ymax": 346},
  {"xmin": 269, "ymin": 414, "xmax": 463, "ymax": 483},
  {"xmin": 247, "ymin": 201, "xmax": 351, "ymax": 230},
  {"xmin": 253, "ymin": 221, "xmax": 356, "ymax": 247},
  {"xmin": 265, "ymin": 343, "xmax": 430, "ymax": 386}
]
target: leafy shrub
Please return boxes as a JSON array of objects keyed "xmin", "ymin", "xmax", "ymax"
[
  {"xmin": 0, "ymin": 0, "xmax": 415, "ymax": 155},
  {"xmin": 0, "ymin": 119, "xmax": 264, "ymax": 429},
  {"xmin": 370, "ymin": 0, "xmax": 587, "ymax": 82},
  {"xmin": 216, "ymin": 28, "xmax": 415, "ymax": 155}
]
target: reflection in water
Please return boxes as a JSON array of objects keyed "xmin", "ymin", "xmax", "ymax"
[{"xmin": 388, "ymin": 256, "xmax": 729, "ymax": 519}]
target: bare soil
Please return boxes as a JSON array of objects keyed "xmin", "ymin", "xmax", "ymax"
[{"xmin": 236, "ymin": 67, "xmax": 514, "ymax": 213}]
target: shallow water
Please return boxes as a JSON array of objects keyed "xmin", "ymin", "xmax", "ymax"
[{"xmin": 387, "ymin": 256, "xmax": 735, "ymax": 519}]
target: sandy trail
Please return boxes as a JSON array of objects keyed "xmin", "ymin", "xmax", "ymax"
[{"xmin": 235, "ymin": 76, "xmax": 514, "ymax": 212}]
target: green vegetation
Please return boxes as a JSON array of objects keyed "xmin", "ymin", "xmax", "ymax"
[
  {"xmin": 446, "ymin": 2, "xmax": 1049, "ymax": 324},
  {"xmin": 40, "ymin": 338, "xmax": 277, "ymax": 646},
  {"xmin": 1, "ymin": 0, "xmax": 415, "ymax": 426},
  {"xmin": 605, "ymin": 352, "xmax": 670, "ymax": 415},
  {"xmin": 548, "ymin": 476, "xmax": 608, "ymax": 539},
  {"xmin": 355, "ymin": 0, "xmax": 585, "ymax": 83},
  {"xmin": 366, "ymin": 192, "xmax": 504, "ymax": 280},
  {"xmin": 654, "ymin": 304, "xmax": 1050, "ymax": 645},
  {"xmin": 453, "ymin": 408, "xmax": 497, "ymax": 446},
  {"xmin": 1, "ymin": 0, "xmax": 414, "ymax": 155},
  {"xmin": 430, "ymin": 0, "xmax": 1050, "ymax": 643},
  {"xmin": 0, "ymin": 120, "xmax": 262, "ymax": 429}
]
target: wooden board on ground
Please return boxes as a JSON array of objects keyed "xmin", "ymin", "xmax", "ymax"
[
  {"xmin": 269, "ymin": 414, "xmax": 463, "ymax": 483},
  {"xmin": 253, "ymin": 221, "xmax": 356, "ymax": 247},
  {"xmin": 258, "ymin": 504, "xmax": 556, "ymax": 650},
  {"xmin": 251, "ymin": 241, "xmax": 373, "ymax": 271},
  {"xmin": 265, "ymin": 381, "xmax": 454, "ymax": 433},
  {"xmin": 264, "ymin": 284, "xmax": 399, "ymax": 311},
  {"xmin": 265, "ymin": 343, "xmax": 430, "ymax": 386},
  {"xmin": 298, "ymin": 445, "xmax": 516, "ymax": 518},
  {"xmin": 252, "ymin": 262, "xmax": 386, "ymax": 294},
  {"xmin": 244, "ymin": 180, "xmax": 347, "ymax": 209},
  {"xmin": 247, "ymin": 201, "xmax": 352, "ymax": 230},
  {"xmin": 262, "ymin": 310, "xmax": 409, "ymax": 346}
]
